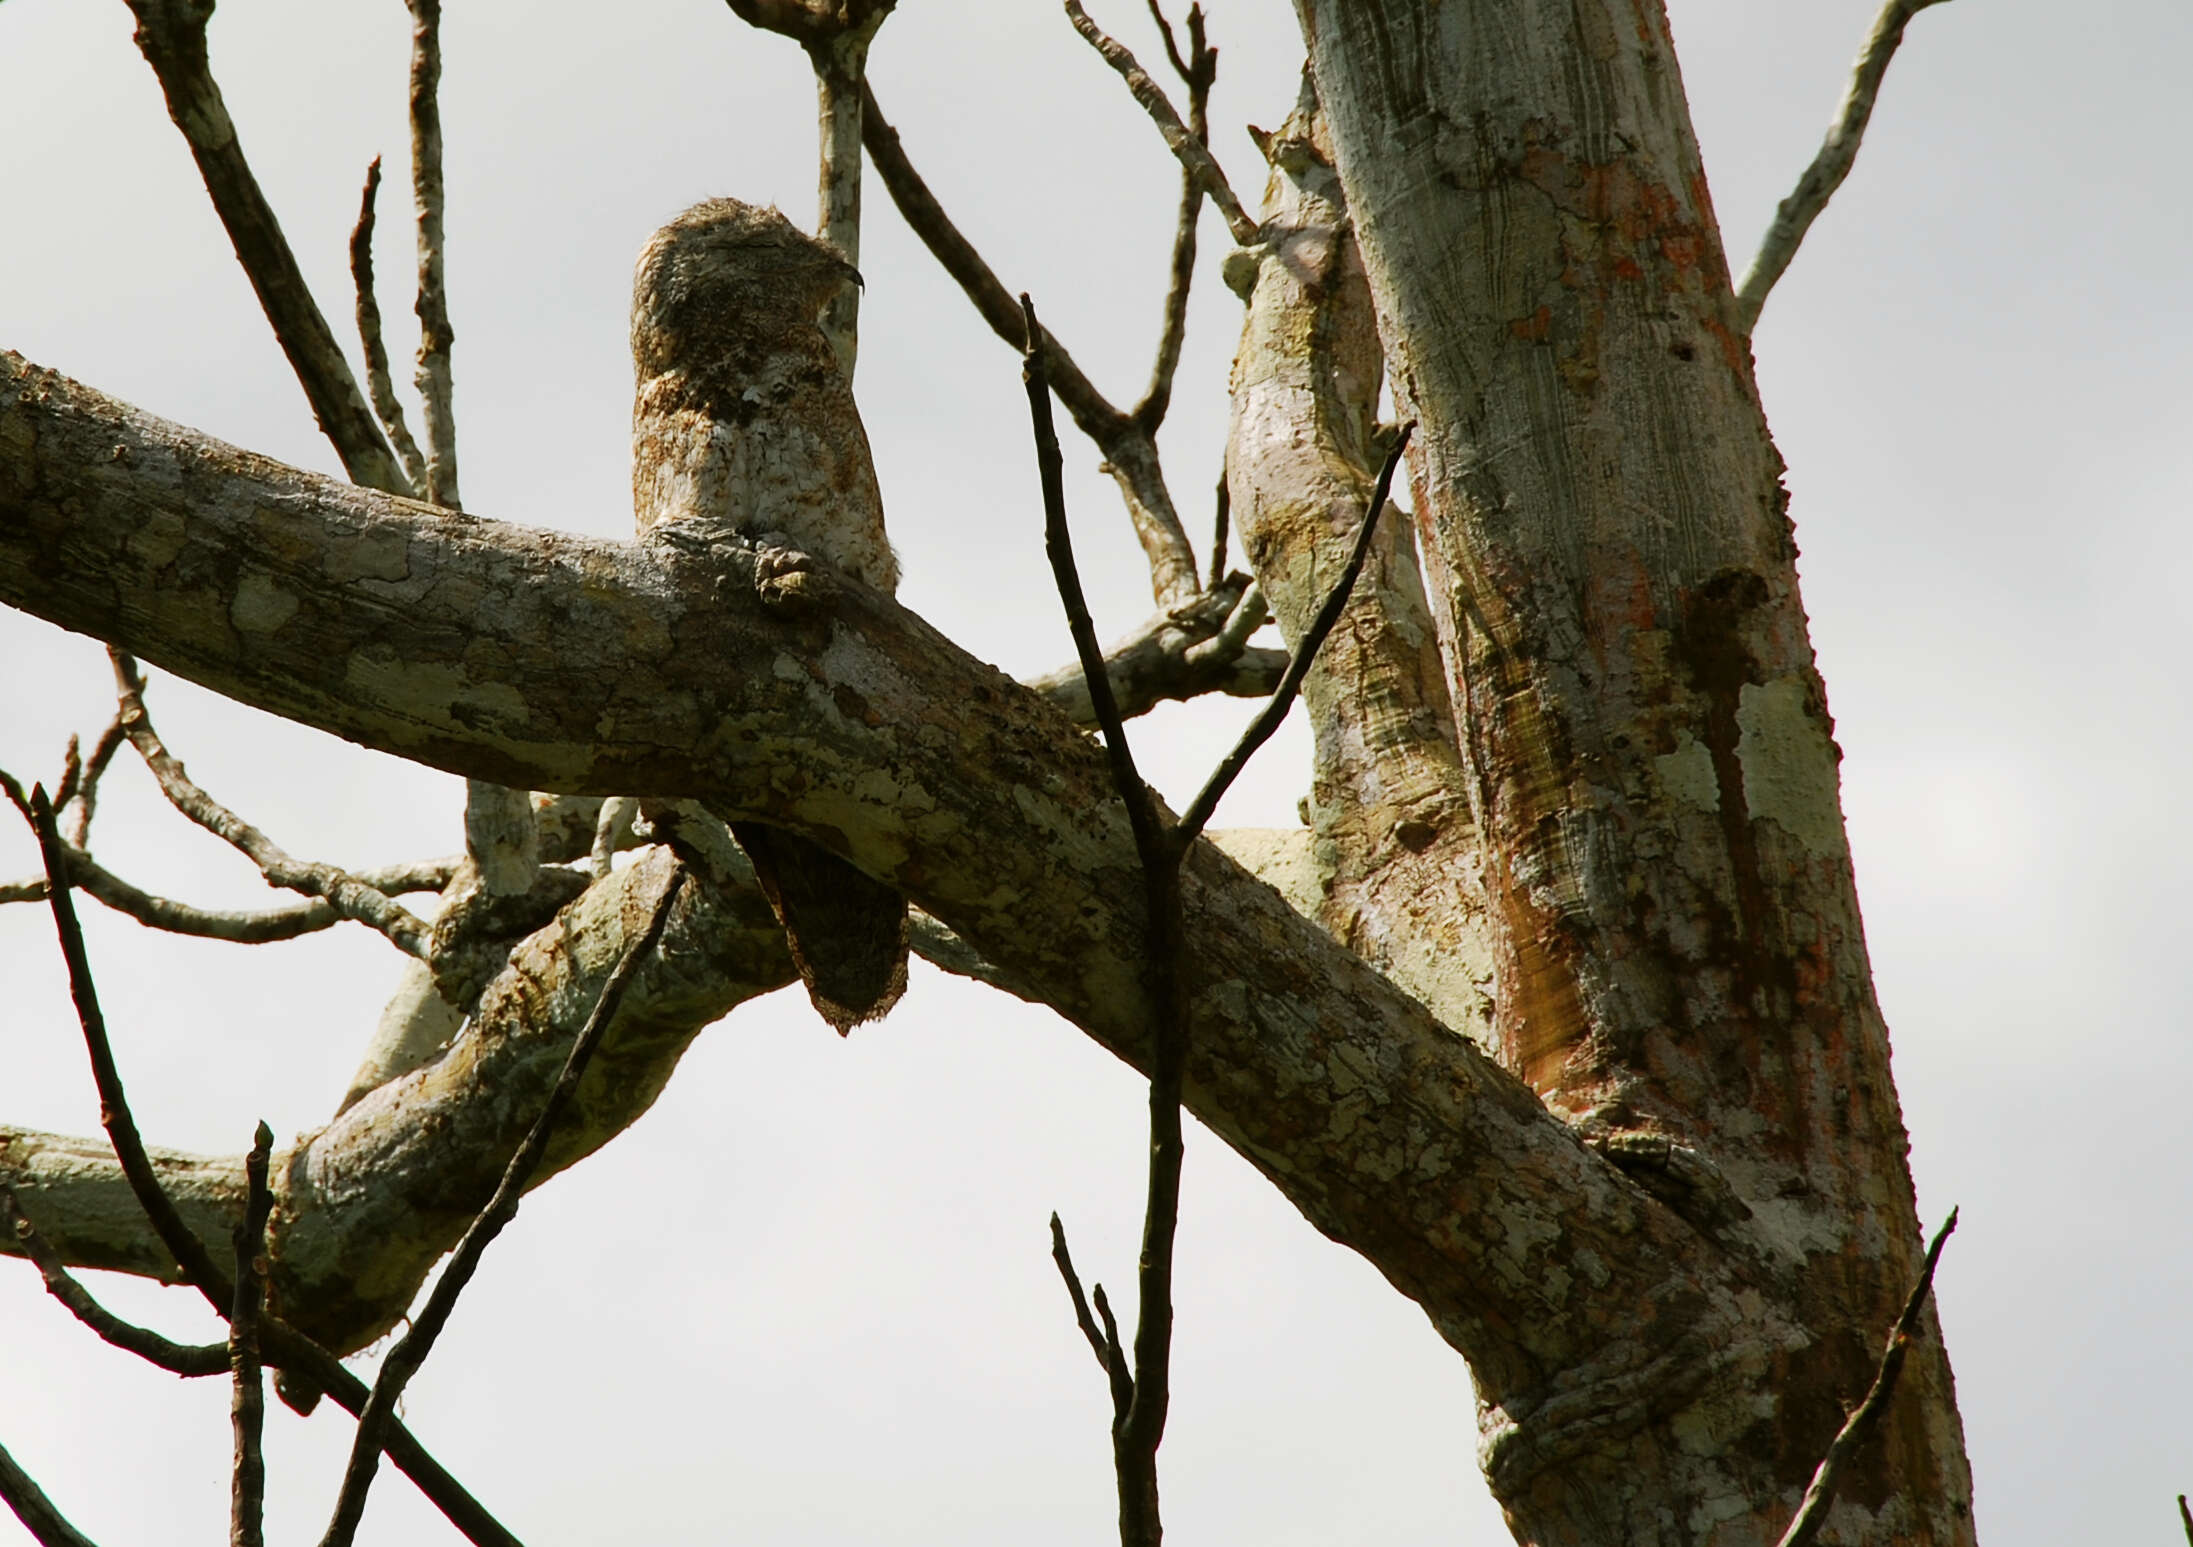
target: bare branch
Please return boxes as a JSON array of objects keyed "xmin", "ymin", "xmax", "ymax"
[
  {"xmin": 348, "ymin": 158, "xmax": 427, "ymax": 497},
  {"xmin": 1735, "ymin": 0, "xmax": 1954, "ymax": 334},
  {"xmin": 1775, "ymin": 1209, "xmax": 1959, "ymax": 1547},
  {"xmin": 229, "ymin": 1124, "xmax": 274, "ymax": 1547},
  {"xmin": 58, "ymin": 710, "xmax": 127, "ymax": 852},
  {"xmin": 860, "ymin": 86, "xmax": 1201, "ymax": 606},
  {"xmin": 1026, "ymin": 576, "xmax": 1282, "ymax": 727},
  {"xmin": 0, "ymin": 1443, "xmax": 98, "ymax": 1547},
  {"xmin": 1063, "ymin": 0, "xmax": 1259, "ymax": 246},
  {"xmin": 1, "ymin": 1185, "xmax": 227, "ymax": 1377},
  {"xmin": 0, "ymin": 850, "xmax": 462, "ymax": 945},
  {"xmin": 2180, "ymin": 1494, "xmax": 2192, "ymax": 1547},
  {"xmin": 1131, "ymin": 3, "xmax": 1216, "ymax": 431},
  {"xmin": 108, "ymin": 653, "xmax": 432, "ymax": 957},
  {"xmin": 405, "ymin": 0, "xmax": 460, "ymax": 508},
  {"xmin": 1176, "ymin": 426, "xmax": 1410, "ymax": 846},
  {"xmin": 320, "ymin": 866, "xmax": 687, "ymax": 1547},
  {"xmin": 120, "ymin": 0, "xmax": 407, "ymax": 494},
  {"xmin": 1047, "ymin": 1212, "xmax": 1114, "ymax": 1374}
]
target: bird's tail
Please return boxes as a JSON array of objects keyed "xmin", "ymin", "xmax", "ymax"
[{"xmin": 729, "ymin": 822, "xmax": 908, "ymax": 1032}]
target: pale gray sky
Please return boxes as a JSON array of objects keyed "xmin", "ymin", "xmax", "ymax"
[{"xmin": 0, "ymin": 1, "xmax": 2187, "ymax": 1542}]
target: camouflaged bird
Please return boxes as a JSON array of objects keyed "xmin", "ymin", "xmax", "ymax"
[{"xmin": 631, "ymin": 198, "xmax": 906, "ymax": 1030}]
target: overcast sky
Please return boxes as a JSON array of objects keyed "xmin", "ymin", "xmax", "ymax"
[{"xmin": 1, "ymin": 0, "xmax": 2188, "ymax": 1542}]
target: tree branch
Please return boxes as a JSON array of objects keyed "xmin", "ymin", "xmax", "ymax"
[
  {"xmin": 349, "ymin": 159, "xmax": 428, "ymax": 497},
  {"xmin": 1735, "ymin": 0, "xmax": 1954, "ymax": 334},
  {"xmin": 1062, "ymin": 0, "xmax": 1259, "ymax": 246},
  {"xmin": 0, "ymin": 353, "xmax": 1760, "ymax": 1436},
  {"xmin": 120, "ymin": 0, "xmax": 407, "ymax": 494},
  {"xmin": 229, "ymin": 1123, "xmax": 274, "ymax": 1547},
  {"xmin": 404, "ymin": 0, "xmax": 460, "ymax": 509},
  {"xmin": 1026, "ymin": 576, "xmax": 1284, "ymax": 726},
  {"xmin": 1130, "ymin": 2, "xmax": 1216, "ymax": 431},
  {"xmin": 0, "ymin": 1185, "xmax": 227, "ymax": 1377},
  {"xmin": 106, "ymin": 653, "xmax": 433, "ymax": 957},
  {"xmin": 0, "ymin": 1444, "xmax": 98, "ymax": 1547},
  {"xmin": 1774, "ymin": 1209, "xmax": 1959, "ymax": 1547},
  {"xmin": 0, "ymin": 848, "xmax": 461, "ymax": 944},
  {"xmin": 319, "ymin": 867, "xmax": 685, "ymax": 1547},
  {"xmin": 859, "ymin": 86, "xmax": 1201, "ymax": 606}
]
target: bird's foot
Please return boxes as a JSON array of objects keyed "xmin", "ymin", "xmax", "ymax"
[{"xmin": 753, "ymin": 542, "xmax": 834, "ymax": 613}]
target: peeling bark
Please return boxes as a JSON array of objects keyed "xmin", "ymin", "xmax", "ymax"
[{"xmin": 1297, "ymin": 0, "xmax": 1972, "ymax": 1539}]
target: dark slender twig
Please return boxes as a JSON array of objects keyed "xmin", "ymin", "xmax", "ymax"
[
  {"xmin": 1026, "ymin": 295, "xmax": 1183, "ymax": 1547},
  {"xmin": 0, "ymin": 1186, "xmax": 227, "ymax": 1377},
  {"xmin": 9, "ymin": 779, "xmax": 521, "ymax": 1547},
  {"xmin": 862, "ymin": 85, "xmax": 1200, "ymax": 606},
  {"xmin": 318, "ymin": 866, "xmax": 688, "ymax": 1547},
  {"xmin": 1049, "ymin": 1212, "xmax": 1113, "ymax": 1374},
  {"xmin": 1063, "ymin": 0, "xmax": 1258, "ymax": 245},
  {"xmin": 23, "ymin": 783, "xmax": 235, "ymax": 1307},
  {"xmin": 230, "ymin": 1122, "xmax": 274, "ymax": 1547},
  {"xmin": 2178, "ymin": 1494, "xmax": 2193, "ymax": 1546},
  {"xmin": 405, "ymin": 0, "xmax": 460, "ymax": 509},
  {"xmin": 107, "ymin": 653, "xmax": 431, "ymax": 956},
  {"xmin": 0, "ymin": 1442, "xmax": 98, "ymax": 1547},
  {"xmin": 1206, "ymin": 473, "xmax": 1229, "ymax": 591},
  {"xmin": 1775, "ymin": 1208, "xmax": 1959, "ymax": 1547},
  {"xmin": 349, "ymin": 157, "xmax": 428, "ymax": 497},
  {"xmin": 1174, "ymin": 425, "xmax": 1411, "ymax": 845},
  {"xmin": 1735, "ymin": 0, "xmax": 1953, "ymax": 333},
  {"xmin": 120, "ymin": 0, "xmax": 407, "ymax": 494}
]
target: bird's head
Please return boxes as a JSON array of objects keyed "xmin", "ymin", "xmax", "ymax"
[{"xmin": 631, "ymin": 198, "xmax": 860, "ymax": 374}]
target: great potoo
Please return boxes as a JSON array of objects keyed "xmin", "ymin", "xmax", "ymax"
[{"xmin": 631, "ymin": 198, "xmax": 907, "ymax": 1030}]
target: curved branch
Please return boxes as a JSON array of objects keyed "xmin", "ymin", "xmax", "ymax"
[
  {"xmin": 1736, "ymin": 0, "xmax": 1954, "ymax": 333},
  {"xmin": 0, "ymin": 851, "xmax": 460, "ymax": 945},
  {"xmin": 0, "ymin": 351, "xmax": 1752, "ymax": 1412}
]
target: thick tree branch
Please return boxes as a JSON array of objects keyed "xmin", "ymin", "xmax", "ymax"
[
  {"xmin": 1736, "ymin": 0, "xmax": 1954, "ymax": 334},
  {"xmin": 860, "ymin": 86, "xmax": 1200, "ymax": 606},
  {"xmin": 120, "ymin": 0, "xmax": 407, "ymax": 494},
  {"xmin": 320, "ymin": 867, "xmax": 684, "ymax": 1547},
  {"xmin": 0, "ymin": 351, "xmax": 1758, "ymax": 1429}
]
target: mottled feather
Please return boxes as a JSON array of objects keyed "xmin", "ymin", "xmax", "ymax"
[{"xmin": 632, "ymin": 198, "xmax": 907, "ymax": 1029}]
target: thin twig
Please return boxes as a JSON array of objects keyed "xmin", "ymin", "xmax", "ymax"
[
  {"xmin": 1063, "ymin": 0, "xmax": 1258, "ymax": 246},
  {"xmin": 406, "ymin": 0, "xmax": 460, "ymax": 508},
  {"xmin": 1131, "ymin": 3, "xmax": 1216, "ymax": 431},
  {"xmin": 53, "ymin": 711, "xmax": 126, "ymax": 851},
  {"xmin": 230, "ymin": 1122, "xmax": 274, "ymax": 1547},
  {"xmin": 1025, "ymin": 295, "xmax": 1182, "ymax": 1547},
  {"xmin": 0, "ymin": 1442, "xmax": 98, "ymax": 1547},
  {"xmin": 318, "ymin": 866, "xmax": 688, "ymax": 1547},
  {"xmin": 0, "ymin": 849, "xmax": 461, "ymax": 943},
  {"xmin": 1735, "ymin": 0, "xmax": 1953, "ymax": 333},
  {"xmin": 2178, "ymin": 1494, "xmax": 2192, "ymax": 1547},
  {"xmin": 1775, "ymin": 1208, "xmax": 1959, "ymax": 1547},
  {"xmin": 1, "ymin": 1186, "xmax": 227, "ymax": 1377},
  {"xmin": 107, "ymin": 653, "xmax": 431, "ymax": 956},
  {"xmin": 349, "ymin": 157, "xmax": 428, "ymax": 497},
  {"xmin": 861, "ymin": 85, "xmax": 1200, "ymax": 606},
  {"xmin": 1048, "ymin": 1212, "xmax": 1113, "ymax": 1374},
  {"xmin": 20, "ymin": 782, "xmax": 235, "ymax": 1308},
  {"xmin": 120, "ymin": 0, "xmax": 407, "ymax": 493},
  {"xmin": 7, "ymin": 779, "xmax": 521, "ymax": 1547},
  {"xmin": 1175, "ymin": 426, "xmax": 1411, "ymax": 845}
]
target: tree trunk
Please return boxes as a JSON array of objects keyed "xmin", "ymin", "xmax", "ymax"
[{"xmin": 1293, "ymin": 1, "xmax": 1974, "ymax": 1541}]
